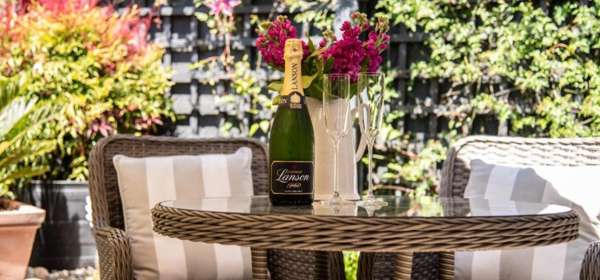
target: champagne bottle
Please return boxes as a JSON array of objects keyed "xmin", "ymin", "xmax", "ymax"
[{"xmin": 269, "ymin": 39, "xmax": 314, "ymax": 205}]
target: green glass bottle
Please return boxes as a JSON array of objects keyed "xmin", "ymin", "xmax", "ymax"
[{"xmin": 269, "ymin": 39, "xmax": 315, "ymax": 205}]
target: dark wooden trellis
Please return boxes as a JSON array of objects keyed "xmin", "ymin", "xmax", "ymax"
[
  {"xmin": 114, "ymin": 0, "xmax": 600, "ymax": 148},
  {"xmin": 124, "ymin": 0, "xmax": 515, "ymax": 147}
]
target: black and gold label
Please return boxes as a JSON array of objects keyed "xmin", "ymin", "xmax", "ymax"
[
  {"xmin": 270, "ymin": 161, "xmax": 313, "ymax": 194},
  {"xmin": 279, "ymin": 92, "xmax": 304, "ymax": 110}
]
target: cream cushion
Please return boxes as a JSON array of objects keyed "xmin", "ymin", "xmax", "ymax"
[
  {"xmin": 113, "ymin": 147, "xmax": 254, "ymax": 279},
  {"xmin": 457, "ymin": 160, "xmax": 600, "ymax": 280}
]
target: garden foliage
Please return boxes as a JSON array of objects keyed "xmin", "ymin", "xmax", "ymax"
[
  {"xmin": 0, "ymin": 0, "xmax": 173, "ymax": 181},
  {"xmin": 368, "ymin": 0, "xmax": 600, "ymax": 195},
  {"xmin": 379, "ymin": 0, "xmax": 600, "ymax": 137},
  {"xmin": 192, "ymin": 0, "xmax": 272, "ymax": 137},
  {"xmin": 0, "ymin": 76, "xmax": 58, "ymax": 198}
]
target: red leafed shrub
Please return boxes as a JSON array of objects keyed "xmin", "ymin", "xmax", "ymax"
[{"xmin": 0, "ymin": 0, "xmax": 173, "ymax": 180}]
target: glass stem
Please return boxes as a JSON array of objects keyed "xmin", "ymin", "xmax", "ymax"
[
  {"xmin": 333, "ymin": 139, "xmax": 340, "ymax": 198},
  {"xmin": 367, "ymin": 140, "xmax": 375, "ymax": 199}
]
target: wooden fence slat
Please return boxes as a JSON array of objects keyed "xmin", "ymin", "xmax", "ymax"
[
  {"xmin": 428, "ymin": 80, "xmax": 439, "ymax": 138},
  {"xmin": 145, "ymin": 1, "xmax": 480, "ymax": 144}
]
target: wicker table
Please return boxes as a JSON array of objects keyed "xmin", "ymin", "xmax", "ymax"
[{"xmin": 151, "ymin": 195, "xmax": 578, "ymax": 280}]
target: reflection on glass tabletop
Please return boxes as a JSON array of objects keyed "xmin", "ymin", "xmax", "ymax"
[{"xmin": 159, "ymin": 195, "xmax": 571, "ymax": 218}]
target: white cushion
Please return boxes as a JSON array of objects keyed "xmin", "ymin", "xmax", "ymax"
[
  {"xmin": 113, "ymin": 147, "xmax": 254, "ymax": 279},
  {"xmin": 457, "ymin": 160, "xmax": 600, "ymax": 280}
]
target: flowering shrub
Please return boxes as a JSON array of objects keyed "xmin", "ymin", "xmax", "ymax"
[
  {"xmin": 257, "ymin": 12, "xmax": 389, "ymax": 98},
  {"xmin": 0, "ymin": 0, "xmax": 173, "ymax": 180}
]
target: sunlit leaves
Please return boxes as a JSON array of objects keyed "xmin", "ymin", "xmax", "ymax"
[
  {"xmin": 0, "ymin": 2, "xmax": 173, "ymax": 181},
  {"xmin": 379, "ymin": 0, "xmax": 600, "ymax": 138}
]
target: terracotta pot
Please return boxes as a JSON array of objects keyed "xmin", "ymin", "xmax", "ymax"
[{"xmin": 0, "ymin": 201, "xmax": 45, "ymax": 280}]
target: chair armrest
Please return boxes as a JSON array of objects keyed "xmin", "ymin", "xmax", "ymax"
[
  {"xmin": 94, "ymin": 226, "xmax": 133, "ymax": 280},
  {"xmin": 581, "ymin": 241, "xmax": 600, "ymax": 280}
]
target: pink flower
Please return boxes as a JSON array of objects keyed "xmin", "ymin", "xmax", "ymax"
[
  {"xmin": 207, "ymin": 0, "xmax": 240, "ymax": 16},
  {"xmin": 257, "ymin": 12, "xmax": 390, "ymax": 81},
  {"xmin": 319, "ymin": 38, "xmax": 328, "ymax": 48},
  {"xmin": 256, "ymin": 16, "xmax": 307, "ymax": 68},
  {"xmin": 322, "ymin": 21, "xmax": 366, "ymax": 81},
  {"xmin": 364, "ymin": 31, "xmax": 389, "ymax": 72}
]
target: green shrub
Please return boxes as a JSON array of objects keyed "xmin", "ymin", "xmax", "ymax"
[
  {"xmin": 378, "ymin": 0, "xmax": 600, "ymax": 138},
  {"xmin": 0, "ymin": 76, "xmax": 58, "ymax": 198},
  {"xmin": 372, "ymin": 0, "xmax": 600, "ymax": 194},
  {"xmin": 0, "ymin": 0, "xmax": 174, "ymax": 180}
]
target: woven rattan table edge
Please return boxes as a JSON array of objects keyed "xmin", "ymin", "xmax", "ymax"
[{"xmin": 151, "ymin": 202, "xmax": 580, "ymax": 253}]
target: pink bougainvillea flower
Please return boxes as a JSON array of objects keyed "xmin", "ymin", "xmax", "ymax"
[{"xmin": 206, "ymin": 0, "xmax": 241, "ymax": 16}]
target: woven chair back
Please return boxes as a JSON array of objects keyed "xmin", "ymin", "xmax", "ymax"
[
  {"xmin": 88, "ymin": 135, "xmax": 268, "ymax": 229},
  {"xmin": 440, "ymin": 136, "xmax": 600, "ymax": 198}
]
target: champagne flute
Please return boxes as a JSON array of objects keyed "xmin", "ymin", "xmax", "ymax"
[
  {"xmin": 356, "ymin": 73, "xmax": 387, "ymax": 208},
  {"xmin": 319, "ymin": 73, "xmax": 352, "ymax": 206}
]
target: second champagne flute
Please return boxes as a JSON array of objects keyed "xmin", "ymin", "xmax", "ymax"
[
  {"xmin": 356, "ymin": 72, "xmax": 387, "ymax": 208},
  {"xmin": 319, "ymin": 74, "xmax": 352, "ymax": 206}
]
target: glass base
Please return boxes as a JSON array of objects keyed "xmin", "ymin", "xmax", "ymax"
[
  {"xmin": 313, "ymin": 195, "xmax": 354, "ymax": 207},
  {"xmin": 356, "ymin": 196, "xmax": 388, "ymax": 208},
  {"xmin": 356, "ymin": 197, "xmax": 387, "ymax": 216}
]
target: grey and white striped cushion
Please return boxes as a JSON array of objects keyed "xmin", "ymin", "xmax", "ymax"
[
  {"xmin": 457, "ymin": 160, "xmax": 600, "ymax": 280},
  {"xmin": 113, "ymin": 148, "xmax": 254, "ymax": 279}
]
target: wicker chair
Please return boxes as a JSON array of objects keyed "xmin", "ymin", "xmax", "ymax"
[
  {"xmin": 359, "ymin": 136, "xmax": 600, "ymax": 279},
  {"xmin": 89, "ymin": 135, "xmax": 344, "ymax": 280},
  {"xmin": 440, "ymin": 136, "xmax": 600, "ymax": 280}
]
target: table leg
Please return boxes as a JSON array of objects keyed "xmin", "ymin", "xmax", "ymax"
[
  {"xmin": 251, "ymin": 248, "xmax": 269, "ymax": 280},
  {"xmin": 394, "ymin": 252, "xmax": 413, "ymax": 280},
  {"xmin": 439, "ymin": 252, "xmax": 454, "ymax": 280}
]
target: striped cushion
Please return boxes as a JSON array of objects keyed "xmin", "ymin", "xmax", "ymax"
[
  {"xmin": 457, "ymin": 160, "xmax": 600, "ymax": 280},
  {"xmin": 113, "ymin": 148, "xmax": 254, "ymax": 279}
]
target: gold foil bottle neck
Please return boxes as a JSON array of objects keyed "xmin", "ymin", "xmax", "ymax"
[{"xmin": 284, "ymin": 39, "xmax": 303, "ymax": 60}]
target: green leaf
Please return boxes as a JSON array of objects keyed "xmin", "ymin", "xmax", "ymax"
[
  {"xmin": 307, "ymin": 37, "xmax": 315, "ymax": 53},
  {"xmin": 249, "ymin": 123, "xmax": 259, "ymax": 136},
  {"xmin": 259, "ymin": 120, "xmax": 270, "ymax": 133},
  {"xmin": 324, "ymin": 57, "xmax": 334, "ymax": 73},
  {"xmin": 268, "ymin": 81, "xmax": 283, "ymax": 92},
  {"xmin": 195, "ymin": 12, "xmax": 208, "ymax": 22},
  {"xmin": 0, "ymin": 166, "xmax": 50, "ymax": 183},
  {"xmin": 272, "ymin": 95, "xmax": 281, "ymax": 106},
  {"xmin": 304, "ymin": 76, "xmax": 323, "ymax": 100},
  {"xmin": 302, "ymin": 74, "xmax": 318, "ymax": 89},
  {"xmin": 0, "ymin": 141, "xmax": 54, "ymax": 170}
]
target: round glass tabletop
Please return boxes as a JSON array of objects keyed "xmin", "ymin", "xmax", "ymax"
[{"xmin": 159, "ymin": 195, "xmax": 571, "ymax": 218}]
